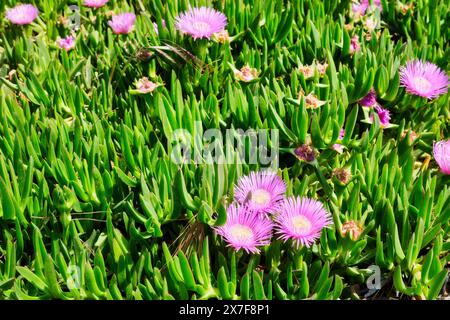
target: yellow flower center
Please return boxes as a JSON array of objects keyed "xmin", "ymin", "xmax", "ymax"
[
  {"xmin": 251, "ymin": 189, "xmax": 271, "ymax": 206},
  {"xmin": 291, "ymin": 215, "xmax": 311, "ymax": 234},
  {"xmin": 229, "ymin": 224, "xmax": 253, "ymax": 242}
]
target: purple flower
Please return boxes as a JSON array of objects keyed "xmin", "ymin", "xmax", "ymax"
[
  {"xmin": 214, "ymin": 204, "xmax": 273, "ymax": 254},
  {"xmin": 352, "ymin": 0, "xmax": 382, "ymax": 16},
  {"xmin": 400, "ymin": 60, "xmax": 448, "ymax": 99},
  {"xmin": 332, "ymin": 128, "xmax": 346, "ymax": 153},
  {"xmin": 6, "ymin": 4, "xmax": 39, "ymax": 25},
  {"xmin": 234, "ymin": 171, "xmax": 286, "ymax": 216},
  {"xmin": 83, "ymin": 0, "xmax": 109, "ymax": 8},
  {"xmin": 359, "ymin": 89, "xmax": 377, "ymax": 107},
  {"xmin": 175, "ymin": 7, "xmax": 227, "ymax": 40},
  {"xmin": 108, "ymin": 13, "xmax": 136, "ymax": 35},
  {"xmin": 369, "ymin": 105, "xmax": 391, "ymax": 127},
  {"xmin": 57, "ymin": 36, "xmax": 75, "ymax": 52},
  {"xmin": 274, "ymin": 197, "xmax": 332, "ymax": 248},
  {"xmin": 433, "ymin": 140, "xmax": 450, "ymax": 175}
]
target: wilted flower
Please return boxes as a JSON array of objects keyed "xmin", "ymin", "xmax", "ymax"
[
  {"xmin": 364, "ymin": 17, "xmax": 378, "ymax": 33},
  {"xmin": 433, "ymin": 140, "xmax": 450, "ymax": 175},
  {"xmin": 333, "ymin": 168, "xmax": 351, "ymax": 184},
  {"xmin": 341, "ymin": 220, "xmax": 364, "ymax": 240},
  {"xmin": 399, "ymin": 60, "xmax": 449, "ymax": 99},
  {"xmin": 108, "ymin": 13, "xmax": 136, "ymax": 35},
  {"xmin": 6, "ymin": 4, "xmax": 39, "ymax": 25},
  {"xmin": 234, "ymin": 171, "xmax": 286, "ymax": 216},
  {"xmin": 214, "ymin": 204, "xmax": 273, "ymax": 254},
  {"xmin": 349, "ymin": 35, "xmax": 360, "ymax": 54},
  {"xmin": 300, "ymin": 92, "xmax": 326, "ymax": 109},
  {"xmin": 83, "ymin": 0, "xmax": 109, "ymax": 8},
  {"xmin": 359, "ymin": 89, "xmax": 377, "ymax": 107},
  {"xmin": 398, "ymin": 2, "xmax": 414, "ymax": 15},
  {"xmin": 213, "ymin": 29, "xmax": 230, "ymax": 43},
  {"xmin": 316, "ymin": 62, "xmax": 328, "ymax": 76},
  {"xmin": 234, "ymin": 65, "xmax": 259, "ymax": 82},
  {"xmin": 57, "ymin": 36, "xmax": 75, "ymax": 52},
  {"xmin": 175, "ymin": 7, "xmax": 227, "ymax": 40},
  {"xmin": 275, "ymin": 197, "xmax": 333, "ymax": 248},
  {"xmin": 298, "ymin": 64, "xmax": 315, "ymax": 79},
  {"xmin": 135, "ymin": 77, "xmax": 161, "ymax": 94},
  {"xmin": 401, "ymin": 130, "xmax": 418, "ymax": 143},
  {"xmin": 294, "ymin": 144, "xmax": 316, "ymax": 162}
]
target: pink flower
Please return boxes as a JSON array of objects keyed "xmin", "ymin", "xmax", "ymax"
[
  {"xmin": 136, "ymin": 77, "xmax": 160, "ymax": 94},
  {"xmin": 400, "ymin": 60, "xmax": 448, "ymax": 99},
  {"xmin": 175, "ymin": 7, "xmax": 227, "ymax": 40},
  {"xmin": 6, "ymin": 4, "xmax": 39, "ymax": 25},
  {"xmin": 108, "ymin": 13, "xmax": 136, "ymax": 35},
  {"xmin": 433, "ymin": 140, "xmax": 450, "ymax": 175},
  {"xmin": 275, "ymin": 197, "xmax": 332, "ymax": 248},
  {"xmin": 332, "ymin": 128, "xmax": 346, "ymax": 153},
  {"xmin": 234, "ymin": 171, "xmax": 286, "ymax": 216},
  {"xmin": 214, "ymin": 204, "xmax": 273, "ymax": 254},
  {"xmin": 369, "ymin": 105, "xmax": 391, "ymax": 127},
  {"xmin": 83, "ymin": 0, "xmax": 109, "ymax": 8},
  {"xmin": 57, "ymin": 36, "xmax": 75, "ymax": 52},
  {"xmin": 349, "ymin": 35, "xmax": 360, "ymax": 54}
]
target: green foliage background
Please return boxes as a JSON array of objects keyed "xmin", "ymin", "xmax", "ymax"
[{"xmin": 0, "ymin": 0, "xmax": 449, "ymax": 299}]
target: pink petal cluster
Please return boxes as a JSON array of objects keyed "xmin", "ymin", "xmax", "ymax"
[
  {"xmin": 332, "ymin": 128, "xmax": 346, "ymax": 153},
  {"xmin": 83, "ymin": 0, "xmax": 109, "ymax": 8},
  {"xmin": 359, "ymin": 89, "xmax": 377, "ymax": 107},
  {"xmin": 400, "ymin": 60, "xmax": 448, "ymax": 99},
  {"xmin": 6, "ymin": 4, "xmax": 39, "ymax": 25},
  {"xmin": 433, "ymin": 140, "xmax": 450, "ymax": 175},
  {"xmin": 369, "ymin": 105, "xmax": 391, "ymax": 127},
  {"xmin": 234, "ymin": 171, "xmax": 286, "ymax": 216},
  {"xmin": 274, "ymin": 197, "xmax": 332, "ymax": 248},
  {"xmin": 349, "ymin": 35, "xmax": 361, "ymax": 54},
  {"xmin": 108, "ymin": 13, "xmax": 136, "ymax": 35},
  {"xmin": 214, "ymin": 204, "xmax": 273, "ymax": 254},
  {"xmin": 352, "ymin": 0, "xmax": 382, "ymax": 17},
  {"xmin": 57, "ymin": 36, "xmax": 76, "ymax": 52},
  {"xmin": 175, "ymin": 7, "xmax": 227, "ymax": 40}
]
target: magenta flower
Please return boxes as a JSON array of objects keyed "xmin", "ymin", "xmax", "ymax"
[
  {"xmin": 6, "ymin": 4, "xmax": 39, "ymax": 25},
  {"xmin": 400, "ymin": 60, "xmax": 448, "ymax": 99},
  {"xmin": 214, "ymin": 204, "xmax": 273, "ymax": 254},
  {"xmin": 83, "ymin": 0, "xmax": 109, "ymax": 8},
  {"xmin": 234, "ymin": 171, "xmax": 286, "ymax": 216},
  {"xmin": 352, "ymin": 0, "xmax": 381, "ymax": 16},
  {"xmin": 57, "ymin": 36, "xmax": 75, "ymax": 52},
  {"xmin": 274, "ymin": 197, "xmax": 332, "ymax": 248},
  {"xmin": 433, "ymin": 140, "xmax": 450, "ymax": 175},
  {"xmin": 175, "ymin": 7, "xmax": 227, "ymax": 40},
  {"xmin": 108, "ymin": 13, "xmax": 136, "ymax": 35},
  {"xmin": 369, "ymin": 105, "xmax": 391, "ymax": 127},
  {"xmin": 359, "ymin": 89, "xmax": 377, "ymax": 107}
]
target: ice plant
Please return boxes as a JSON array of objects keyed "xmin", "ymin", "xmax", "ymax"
[
  {"xmin": 294, "ymin": 144, "xmax": 316, "ymax": 162},
  {"xmin": 108, "ymin": 13, "xmax": 136, "ymax": 35},
  {"xmin": 359, "ymin": 89, "xmax": 377, "ymax": 107},
  {"xmin": 214, "ymin": 204, "xmax": 273, "ymax": 254},
  {"xmin": 298, "ymin": 64, "xmax": 315, "ymax": 79},
  {"xmin": 302, "ymin": 92, "xmax": 326, "ymax": 109},
  {"xmin": 175, "ymin": 7, "xmax": 227, "ymax": 40},
  {"xmin": 234, "ymin": 171, "xmax": 286, "ymax": 216},
  {"xmin": 399, "ymin": 60, "xmax": 449, "ymax": 99},
  {"xmin": 333, "ymin": 168, "xmax": 352, "ymax": 184},
  {"xmin": 341, "ymin": 221, "xmax": 364, "ymax": 241},
  {"xmin": 433, "ymin": 140, "xmax": 450, "ymax": 175},
  {"xmin": 6, "ymin": 4, "xmax": 39, "ymax": 25},
  {"xmin": 275, "ymin": 197, "xmax": 332, "ymax": 248},
  {"xmin": 234, "ymin": 65, "xmax": 259, "ymax": 82},
  {"xmin": 212, "ymin": 30, "xmax": 230, "ymax": 43},
  {"xmin": 83, "ymin": 0, "xmax": 109, "ymax": 8},
  {"xmin": 152, "ymin": 20, "xmax": 166, "ymax": 35},
  {"xmin": 57, "ymin": 36, "xmax": 75, "ymax": 52}
]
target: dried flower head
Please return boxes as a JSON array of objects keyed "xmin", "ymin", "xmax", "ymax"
[
  {"xmin": 341, "ymin": 220, "xmax": 364, "ymax": 240},
  {"xmin": 294, "ymin": 144, "xmax": 316, "ymax": 162},
  {"xmin": 135, "ymin": 77, "xmax": 160, "ymax": 94},
  {"xmin": 333, "ymin": 168, "xmax": 351, "ymax": 184},
  {"xmin": 234, "ymin": 65, "xmax": 259, "ymax": 82}
]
